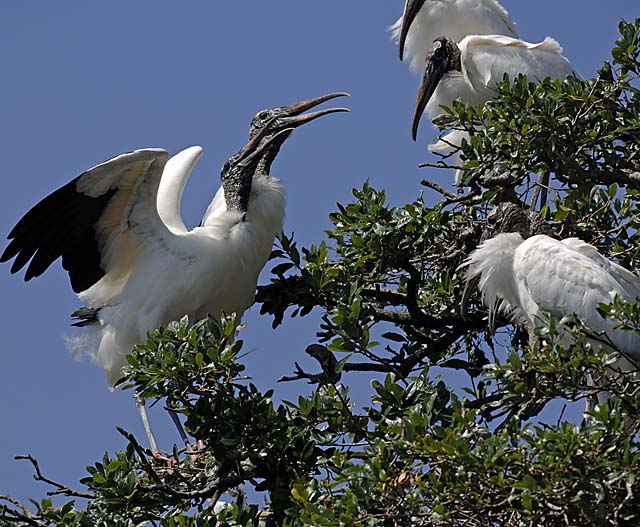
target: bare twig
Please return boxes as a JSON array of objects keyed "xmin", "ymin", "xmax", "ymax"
[
  {"xmin": 15, "ymin": 454, "xmax": 94, "ymax": 499},
  {"xmin": 418, "ymin": 161, "xmax": 461, "ymax": 171},
  {"xmin": 361, "ymin": 287, "xmax": 408, "ymax": 306},
  {"xmin": 420, "ymin": 179, "xmax": 458, "ymax": 199},
  {"xmin": 280, "ymin": 345, "xmax": 342, "ymax": 384},
  {"xmin": 530, "ymin": 172, "xmax": 550, "ymax": 211},
  {"xmin": 116, "ymin": 427, "xmax": 246, "ymax": 502}
]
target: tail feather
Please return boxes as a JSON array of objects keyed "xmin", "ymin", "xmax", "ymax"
[{"xmin": 71, "ymin": 307, "xmax": 100, "ymax": 327}]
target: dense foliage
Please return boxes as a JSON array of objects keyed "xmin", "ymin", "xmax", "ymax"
[{"xmin": 2, "ymin": 19, "xmax": 640, "ymax": 527}]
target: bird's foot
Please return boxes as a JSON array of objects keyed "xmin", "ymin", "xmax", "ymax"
[
  {"xmin": 153, "ymin": 450, "xmax": 177, "ymax": 467},
  {"xmin": 187, "ymin": 439, "xmax": 206, "ymax": 462}
]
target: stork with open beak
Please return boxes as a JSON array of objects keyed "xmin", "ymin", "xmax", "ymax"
[{"xmin": 1, "ymin": 93, "xmax": 350, "ymax": 456}]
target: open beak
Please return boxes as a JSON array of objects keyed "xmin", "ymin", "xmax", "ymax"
[
  {"xmin": 231, "ymin": 114, "xmax": 281, "ymax": 166},
  {"xmin": 225, "ymin": 92, "xmax": 350, "ymax": 181},
  {"xmin": 274, "ymin": 92, "xmax": 351, "ymax": 129},
  {"xmin": 412, "ymin": 46, "xmax": 448, "ymax": 141},
  {"xmin": 398, "ymin": 0, "xmax": 427, "ymax": 61},
  {"xmin": 235, "ymin": 127, "xmax": 295, "ymax": 173}
]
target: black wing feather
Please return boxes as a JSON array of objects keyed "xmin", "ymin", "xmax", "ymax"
[{"xmin": 1, "ymin": 175, "xmax": 117, "ymax": 293}]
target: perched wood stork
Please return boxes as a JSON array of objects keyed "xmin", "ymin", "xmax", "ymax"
[
  {"xmin": 1, "ymin": 93, "xmax": 349, "ymax": 454},
  {"xmin": 411, "ymin": 34, "xmax": 575, "ymax": 184},
  {"xmin": 391, "ymin": 0, "xmax": 518, "ymax": 73},
  {"xmin": 462, "ymin": 203, "xmax": 640, "ymax": 408}
]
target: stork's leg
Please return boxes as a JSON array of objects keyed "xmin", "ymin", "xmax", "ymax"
[
  {"xmin": 135, "ymin": 395, "xmax": 159, "ymax": 452},
  {"xmin": 135, "ymin": 395, "xmax": 166, "ymax": 460},
  {"xmin": 583, "ymin": 372, "xmax": 598, "ymax": 414},
  {"xmin": 167, "ymin": 406, "xmax": 191, "ymax": 450},
  {"xmin": 166, "ymin": 405, "xmax": 204, "ymax": 460}
]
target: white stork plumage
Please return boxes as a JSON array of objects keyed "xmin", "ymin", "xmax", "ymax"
[
  {"xmin": 462, "ymin": 204, "xmax": 640, "ymax": 408},
  {"xmin": 391, "ymin": 0, "xmax": 518, "ymax": 74},
  {"xmin": 411, "ymin": 34, "xmax": 575, "ymax": 184},
  {"xmin": 1, "ymin": 93, "xmax": 349, "ymax": 453}
]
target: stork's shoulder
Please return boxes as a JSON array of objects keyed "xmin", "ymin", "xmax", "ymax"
[
  {"xmin": 460, "ymin": 35, "xmax": 563, "ymax": 54},
  {"xmin": 515, "ymin": 235, "xmax": 578, "ymax": 266},
  {"xmin": 518, "ymin": 234, "xmax": 563, "ymax": 250},
  {"xmin": 76, "ymin": 149, "xmax": 169, "ymax": 197},
  {"xmin": 481, "ymin": 231, "xmax": 525, "ymax": 253},
  {"xmin": 461, "ymin": 232, "xmax": 523, "ymax": 278},
  {"xmin": 561, "ymin": 237, "xmax": 640, "ymax": 295},
  {"xmin": 516, "ymin": 235, "xmax": 627, "ymax": 297},
  {"xmin": 513, "ymin": 235, "xmax": 571, "ymax": 277}
]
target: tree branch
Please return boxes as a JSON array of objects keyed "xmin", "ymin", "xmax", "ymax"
[
  {"xmin": 15, "ymin": 454, "xmax": 94, "ymax": 499},
  {"xmin": 420, "ymin": 179, "xmax": 458, "ymax": 199},
  {"xmin": 116, "ymin": 428, "xmax": 246, "ymax": 502}
]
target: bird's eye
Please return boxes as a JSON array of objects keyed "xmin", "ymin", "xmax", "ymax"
[
  {"xmin": 258, "ymin": 110, "xmax": 270, "ymax": 121},
  {"xmin": 431, "ymin": 39, "xmax": 444, "ymax": 56}
]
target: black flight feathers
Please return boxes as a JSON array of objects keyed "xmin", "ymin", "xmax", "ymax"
[{"xmin": 0, "ymin": 174, "xmax": 116, "ymax": 293}]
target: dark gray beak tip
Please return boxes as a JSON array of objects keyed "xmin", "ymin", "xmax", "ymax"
[
  {"xmin": 411, "ymin": 48, "xmax": 448, "ymax": 142},
  {"xmin": 398, "ymin": 0, "xmax": 426, "ymax": 63},
  {"xmin": 411, "ymin": 121, "xmax": 419, "ymax": 142},
  {"xmin": 280, "ymin": 101, "xmax": 351, "ymax": 129},
  {"xmin": 284, "ymin": 92, "xmax": 351, "ymax": 117}
]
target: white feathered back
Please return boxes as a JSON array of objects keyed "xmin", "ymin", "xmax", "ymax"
[
  {"xmin": 464, "ymin": 233, "xmax": 640, "ymax": 363},
  {"xmin": 390, "ymin": 0, "xmax": 518, "ymax": 73}
]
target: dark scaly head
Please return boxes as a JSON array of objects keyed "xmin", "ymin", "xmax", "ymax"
[
  {"xmin": 248, "ymin": 92, "xmax": 350, "ymax": 176},
  {"xmin": 481, "ymin": 202, "xmax": 534, "ymax": 242},
  {"xmin": 221, "ymin": 92, "xmax": 350, "ymax": 213},
  {"xmin": 412, "ymin": 36, "xmax": 462, "ymax": 140},
  {"xmin": 221, "ymin": 126, "xmax": 293, "ymax": 214}
]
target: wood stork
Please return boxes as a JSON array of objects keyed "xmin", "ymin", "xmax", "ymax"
[
  {"xmin": 411, "ymin": 34, "xmax": 575, "ymax": 184},
  {"xmin": 391, "ymin": 0, "xmax": 518, "ymax": 74},
  {"xmin": 461, "ymin": 203, "xmax": 640, "ymax": 409},
  {"xmin": 1, "ymin": 93, "xmax": 349, "ymax": 455}
]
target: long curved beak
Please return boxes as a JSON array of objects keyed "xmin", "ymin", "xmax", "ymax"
[
  {"xmin": 276, "ymin": 92, "xmax": 351, "ymax": 129},
  {"xmin": 412, "ymin": 52, "xmax": 447, "ymax": 141},
  {"xmin": 233, "ymin": 114, "xmax": 280, "ymax": 164},
  {"xmin": 398, "ymin": 0, "xmax": 427, "ymax": 61},
  {"xmin": 236, "ymin": 128, "xmax": 295, "ymax": 172}
]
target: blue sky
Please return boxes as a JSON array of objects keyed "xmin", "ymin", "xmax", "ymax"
[{"xmin": 0, "ymin": 1, "xmax": 636, "ymax": 504}]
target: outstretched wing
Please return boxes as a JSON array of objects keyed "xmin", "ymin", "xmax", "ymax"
[{"xmin": 1, "ymin": 149, "xmax": 172, "ymax": 295}]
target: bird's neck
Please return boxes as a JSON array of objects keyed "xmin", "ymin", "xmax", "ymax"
[
  {"xmin": 222, "ymin": 170, "xmax": 253, "ymax": 213},
  {"xmin": 202, "ymin": 174, "xmax": 285, "ymax": 237},
  {"xmin": 242, "ymin": 173, "xmax": 285, "ymax": 238}
]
